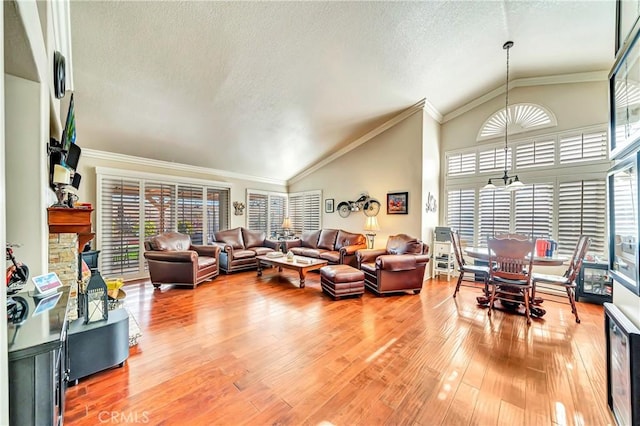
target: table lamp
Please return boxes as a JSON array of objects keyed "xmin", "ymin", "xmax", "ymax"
[
  {"xmin": 281, "ymin": 217, "xmax": 292, "ymax": 238},
  {"xmin": 51, "ymin": 164, "xmax": 71, "ymax": 207},
  {"xmin": 364, "ymin": 216, "xmax": 380, "ymax": 249}
]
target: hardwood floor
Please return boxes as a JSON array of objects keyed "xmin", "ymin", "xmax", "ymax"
[{"xmin": 64, "ymin": 271, "xmax": 614, "ymax": 425}]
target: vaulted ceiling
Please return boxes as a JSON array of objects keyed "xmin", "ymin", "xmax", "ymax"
[{"xmin": 68, "ymin": 1, "xmax": 615, "ymax": 182}]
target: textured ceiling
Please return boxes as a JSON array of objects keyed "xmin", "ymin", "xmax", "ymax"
[{"xmin": 68, "ymin": 1, "xmax": 615, "ymax": 182}]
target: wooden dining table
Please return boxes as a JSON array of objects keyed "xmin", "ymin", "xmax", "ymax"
[
  {"xmin": 463, "ymin": 247, "xmax": 568, "ymax": 317},
  {"xmin": 464, "ymin": 247, "xmax": 568, "ymax": 266}
]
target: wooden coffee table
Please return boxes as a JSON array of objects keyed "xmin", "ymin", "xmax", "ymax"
[{"xmin": 256, "ymin": 255, "xmax": 328, "ymax": 288}]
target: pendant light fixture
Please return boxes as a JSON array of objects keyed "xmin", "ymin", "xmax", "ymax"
[{"xmin": 483, "ymin": 41, "xmax": 524, "ymax": 191}]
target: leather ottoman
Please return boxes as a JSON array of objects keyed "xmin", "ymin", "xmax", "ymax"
[{"xmin": 320, "ymin": 265, "xmax": 365, "ymax": 299}]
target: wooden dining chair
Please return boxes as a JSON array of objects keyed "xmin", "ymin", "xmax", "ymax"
[
  {"xmin": 531, "ymin": 235, "xmax": 591, "ymax": 323},
  {"xmin": 487, "ymin": 236, "xmax": 536, "ymax": 325},
  {"xmin": 450, "ymin": 230, "xmax": 490, "ymax": 298},
  {"xmin": 494, "ymin": 233, "xmax": 529, "ymax": 241}
]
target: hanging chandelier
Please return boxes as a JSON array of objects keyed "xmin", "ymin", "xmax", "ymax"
[{"xmin": 483, "ymin": 41, "xmax": 524, "ymax": 191}]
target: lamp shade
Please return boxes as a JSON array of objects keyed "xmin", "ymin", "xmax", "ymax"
[
  {"xmin": 52, "ymin": 164, "xmax": 71, "ymax": 184},
  {"xmin": 364, "ymin": 216, "xmax": 380, "ymax": 232},
  {"xmin": 281, "ymin": 217, "xmax": 292, "ymax": 230}
]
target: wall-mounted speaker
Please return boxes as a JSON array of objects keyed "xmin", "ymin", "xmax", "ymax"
[
  {"xmin": 53, "ymin": 51, "xmax": 66, "ymax": 99},
  {"xmin": 65, "ymin": 143, "xmax": 81, "ymax": 170},
  {"xmin": 71, "ymin": 173, "xmax": 82, "ymax": 190}
]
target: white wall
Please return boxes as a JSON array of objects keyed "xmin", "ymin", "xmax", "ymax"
[
  {"xmin": 0, "ymin": 4, "xmax": 7, "ymax": 423},
  {"xmin": 288, "ymin": 111, "xmax": 427, "ymax": 249},
  {"xmin": 422, "ymin": 109, "xmax": 441, "ymax": 255},
  {"xmin": 5, "ymin": 75, "xmax": 49, "ymax": 280},
  {"xmin": 441, "ymin": 80, "xmax": 608, "ymax": 154}
]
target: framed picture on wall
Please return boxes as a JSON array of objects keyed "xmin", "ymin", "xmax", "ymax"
[
  {"xmin": 325, "ymin": 198, "xmax": 334, "ymax": 213},
  {"xmin": 387, "ymin": 192, "xmax": 408, "ymax": 215}
]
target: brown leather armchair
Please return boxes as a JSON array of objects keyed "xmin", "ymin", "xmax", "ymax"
[
  {"xmin": 143, "ymin": 232, "xmax": 220, "ymax": 289},
  {"xmin": 356, "ymin": 234, "xmax": 429, "ymax": 295}
]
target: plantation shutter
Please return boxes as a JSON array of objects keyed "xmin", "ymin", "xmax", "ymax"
[
  {"xmin": 516, "ymin": 139, "xmax": 555, "ymax": 168},
  {"xmin": 478, "ymin": 147, "xmax": 512, "ymax": 173},
  {"xmin": 99, "ymin": 177, "xmax": 142, "ymax": 277},
  {"xmin": 612, "ymin": 169, "xmax": 637, "ymax": 245},
  {"xmin": 557, "ymin": 180, "xmax": 606, "ymax": 256},
  {"xmin": 447, "ymin": 152, "xmax": 476, "ymax": 176},
  {"xmin": 559, "ymin": 131, "xmax": 607, "ymax": 164},
  {"xmin": 177, "ymin": 185, "xmax": 204, "ymax": 245},
  {"xmin": 143, "ymin": 182, "xmax": 175, "ymax": 237},
  {"xmin": 514, "ymin": 183, "xmax": 553, "ymax": 240},
  {"xmin": 288, "ymin": 190, "xmax": 321, "ymax": 235},
  {"xmin": 269, "ymin": 194, "xmax": 287, "ymax": 237},
  {"xmin": 247, "ymin": 192, "xmax": 268, "ymax": 233},
  {"xmin": 207, "ymin": 188, "xmax": 230, "ymax": 243},
  {"xmin": 478, "ymin": 188, "xmax": 511, "ymax": 247},
  {"xmin": 446, "ymin": 189, "xmax": 476, "ymax": 245}
]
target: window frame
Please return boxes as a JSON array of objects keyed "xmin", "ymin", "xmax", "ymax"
[
  {"xmin": 444, "ymin": 125, "xmax": 610, "ymax": 253},
  {"xmin": 96, "ymin": 167, "xmax": 231, "ymax": 279}
]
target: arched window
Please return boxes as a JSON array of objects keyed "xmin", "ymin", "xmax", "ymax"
[{"xmin": 477, "ymin": 103, "xmax": 557, "ymax": 141}]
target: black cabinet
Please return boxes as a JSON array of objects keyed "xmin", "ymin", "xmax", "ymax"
[
  {"xmin": 68, "ymin": 307, "xmax": 129, "ymax": 384},
  {"xmin": 7, "ymin": 288, "xmax": 70, "ymax": 426},
  {"xmin": 578, "ymin": 262, "xmax": 613, "ymax": 304}
]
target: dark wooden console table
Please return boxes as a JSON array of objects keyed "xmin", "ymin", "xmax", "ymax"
[{"xmin": 7, "ymin": 288, "xmax": 70, "ymax": 426}]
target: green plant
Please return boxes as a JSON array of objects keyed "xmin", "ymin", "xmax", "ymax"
[{"xmin": 178, "ymin": 220, "xmax": 194, "ymax": 235}]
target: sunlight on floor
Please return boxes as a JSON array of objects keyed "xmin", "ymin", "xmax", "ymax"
[{"xmin": 365, "ymin": 338, "xmax": 398, "ymax": 363}]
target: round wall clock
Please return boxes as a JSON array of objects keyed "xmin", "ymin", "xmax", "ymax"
[{"xmin": 53, "ymin": 51, "xmax": 66, "ymax": 99}]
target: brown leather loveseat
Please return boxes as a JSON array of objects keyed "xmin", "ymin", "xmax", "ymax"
[
  {"xmin": 284, "ymin": 229, "xmax": 367, "ymax": 267},
  {"xmin": 212, "ymin": 227, "xmax": 279, "ymax": 273},
  {"xmin": 356, "ymin": 233, "xmax": 429, "ymax": 295},
  {"xmin": 143, "ymin": 232, "xmax": 220, "ymax": 289}
]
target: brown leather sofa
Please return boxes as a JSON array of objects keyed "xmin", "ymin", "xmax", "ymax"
[
  {"xmin": 283, "ymin": 229, "xmax": 367, "ymax": 267},
  {"xmin": 211, "ymin": 227, "xmax": 279, "ymax": 273},
  {"xmin": 356, "ymin": 234, "xmax": 430, "ymax": 295},
  {"xmin": 143, "ymin": 232, "xmax": 220, "ymax": 289}
]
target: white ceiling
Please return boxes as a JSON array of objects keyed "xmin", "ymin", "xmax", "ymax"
[{"xmin": 68, "ymin": 1, "xmax": 615, "ymax": 183}]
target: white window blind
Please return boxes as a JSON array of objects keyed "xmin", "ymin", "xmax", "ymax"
[
  {"xmin": 207, "ymin": 188, "xmax": 229, "ymax": 243},
  {"xmin": 612, "ymin": 170, "xmax": 637, "ymax": 241},
  {"xmin": 479, "ymin": 147, "xmax": 512, "ymax": 173},
  {"xmin": 177, "ymin": 185, "xmax": 204, "ymax": 245},
  {"xmin": 99, "ymin": 177, "xmax": 142, "ymax": 277},
  {"xmin": 446, "ymin": 189, "xmax": 476, "ymax": 245},
  {"xmin": 516, "ymin": 139, "xmax": 555, "ymax": 168},
  {"xmin": 447, "ymin": 152, "xmax": 476, "ymax": 176},
  {"xmin": 269, "ymin": 194, "xmax": 287, "ymax": 237},
  {"xmin": 247, "ymin": 192, "xmax": 268, "ymax": 232},
  {"xmin": 247, "ymin": 191, "xmax": 287, "ymax": 237},
  {"xmin": 559, "ymin": 131, "xmax": 607, "ymax": 164},
  {"xmin": 557, "ymin": 180, "xmax": 606, "ymax": 256},
  {"xmin": 288, "ymin": 190, "xmax": 321, "ymax": 235},
  {"xmin": 144, "ymin": 182, "xmax": 175, "ymax": 238},
  {"xmin": 514, "ymin": 183, "xmax": 553, "ymax": 239},
  {"xmin": 478, "ymin": 188, "xmax": 511, "ymax": 247},
  {"xmin": 98, "ymin": 170, "xmax": 230, "ymax": 279}
]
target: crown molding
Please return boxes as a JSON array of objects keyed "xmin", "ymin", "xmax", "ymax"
[
  {"xmin": 442, "ymin": 71, "xmax": 609, "ymax": 123},
  {"xmin": 288, "ymin": 99, "xmax": 426, "ymax": 185},
  {"xmin": 82, "ymin": 149, "xmax": 287, "ymax": 186},
  {"xmin": 424, "ymin": 98, "xmax": 443, "ymax": 123}
]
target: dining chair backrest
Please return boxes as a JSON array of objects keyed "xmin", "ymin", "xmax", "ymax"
[
  {"xmin": 450, "ymin": 230, "xmax": 466, "ymax": 268},
  {"xmin": 487, "ymin": 237, "xmax": 536, "ymax": 283},
  {"xmin": 494, "ymin": 233, "xmax": 529, "ymax": 241},
  {"xmin": 564, "ymin": 235, "xmax": 592, "ymax": 282}
]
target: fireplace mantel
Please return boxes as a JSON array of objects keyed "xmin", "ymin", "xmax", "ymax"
[{"xmin": 47, "ymin": 207, "xmax": 94, "ymax": 251}]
